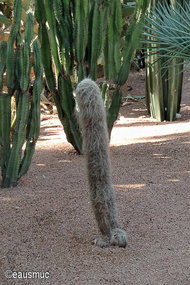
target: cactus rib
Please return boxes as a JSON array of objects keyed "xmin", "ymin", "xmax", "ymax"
[
  {"xmin": 6, "ymin": 45, "xmax": 16, "ymax": 95},
  {"xmin": 40, "ymin": 24, "xmax": 56, "ymax": 92},
  {"xmin": 25, "ymin": 13, "xmax": 34, "ymax": 44},
  {"xmin": 90, "ymin": 2, "xmax": 102, "ymax": 80},
  {"xmin": 45, "ymin": 0, "xmax": 62, "ymax": 74},
  {"xmin": 0, "ymin": 94, "xmax": 11, "ymax": 186},
  {"xmin": 20, "ymin": 43, "xmax": 31, "ymax": 93},
  {"xmin": 0, "ymin": 41, "xmax": 7, "ymax": 92}
]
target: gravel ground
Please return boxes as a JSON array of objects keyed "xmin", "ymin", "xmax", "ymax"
[{"xmin": 0, "ymin": 70, "xmax": 190, "ymax": 284}]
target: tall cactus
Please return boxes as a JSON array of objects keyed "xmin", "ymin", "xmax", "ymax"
[
  {"xmin": 0, "ymin": 0, "xmax": 43, "ymax": 188},
  {"xmin": 35, "ymin": 0, "xmax": 149, "ymax": 153}
]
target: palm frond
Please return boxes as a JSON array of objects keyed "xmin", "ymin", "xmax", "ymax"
[{"xmin": 143, "ymin": 0, "xmax": 190, "ymax": 69}]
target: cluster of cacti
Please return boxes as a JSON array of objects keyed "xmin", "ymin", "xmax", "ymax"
[
  {"xmin": 0, "ymin": 0, "xmax": 43, "ymax": 188},
  {"xmin": 35, "ymin": 0, "xmax": 149, "ymax": 153},
  {"xmin": 75, "ymin": 78, "xmax": 128, "ymax": 248},
  {"xmin": 144, "ymin": 0, "xmax": 184, "ymax": 121}
]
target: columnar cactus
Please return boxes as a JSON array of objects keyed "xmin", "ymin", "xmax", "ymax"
[
  {"xmin": 0, "ymin": 0, "xmax": 43, "ymax": 188},
  {"xmin": 35, "ymin": 0, "xmax": 149, "ymax": 153},
  {"xmin": 75, "ymin": 79, "xmax": 128, "ymax": 248}
]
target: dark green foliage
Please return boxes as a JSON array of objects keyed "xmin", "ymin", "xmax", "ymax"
[{"xmin": 0, "ymin": 0, "xmax": 43, "ymax": 187}]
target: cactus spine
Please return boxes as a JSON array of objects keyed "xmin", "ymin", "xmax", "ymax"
[
  {"xmin": 75, "ymin": 79, "xmax": 128, "ymax": 248},
  {"xmin": 0, "ymin": 0, "xmax": 43, "ymax": 187}
]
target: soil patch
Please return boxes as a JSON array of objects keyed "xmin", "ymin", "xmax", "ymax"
[{"xmin": 0, "ymin": 69, "xmax": 190, "ymax": 284}]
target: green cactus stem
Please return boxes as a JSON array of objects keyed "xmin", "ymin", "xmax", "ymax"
[
  {"xmin": 53, "ymin": 81, "xmax": 83, "ymax": 154},
  {"xmin": 39, "ymin": 24, "xmax": 55, "ymax": 92},
  {"xmin": 89, "ymin": 2, "xmax": 102, "ymax": 80},
  {"xmin": 2, "ymin": 92, "xmax": 30, "ymax": 187},
  {"xmin": 13, "ymin": 0, "xmax": 22, "ymax": 23},
  {"xmin": 45, "ymin": 0, "xmax": 62, "ymax": 74},
  {"xmin": 25, "ymin": 13, "xmax": 34, "ymax": 44},
  {"xmin": 0, "ymin": 93, "xmax": 11, "ymax": 183},
  {"xmin": 0, "ymin": 0, "xmax": 43, "ymax": 187},
  {"xmin": 19, "ymin": 40, "xmax": 43, "ymax": 178},
  {"xmin": 6, "ymin": 44, "xmax": 16, "ymax": 96},
  {"xmin": 35, "ymin": 0, "xmax": 148, "ymax": 153},
  {"xmin": 20, "ymin": 43, "xmax": 31, "ymax": 93},
  {"xmin": 107, "ymin": 88, "xmax": 122, "ymax": 138},
  {"xmin": 0, "ymin": 41, "xmax": 7, "ymax": 92}
]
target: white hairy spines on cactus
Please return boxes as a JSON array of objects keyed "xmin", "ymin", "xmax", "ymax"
[{"xmin": 75, "ymin": 78, "xmax": 128, "ymax": 248}]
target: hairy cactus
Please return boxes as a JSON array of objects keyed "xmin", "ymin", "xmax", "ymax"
[
  {"xmin": 75, "ymin": 79, "xmax": 128, "ymax": 248},
  {"xmin": 0, "ymin": 0, "xmax": 43, "ymax": 188}
]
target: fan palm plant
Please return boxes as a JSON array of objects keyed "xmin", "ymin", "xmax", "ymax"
[
  {"xmin": 144, "ymin": 0, "xmax": 190, "ymax": 64},
  {"xmin": 143, "ymin": 0, "xmax": 187, "ymax": 121}
]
